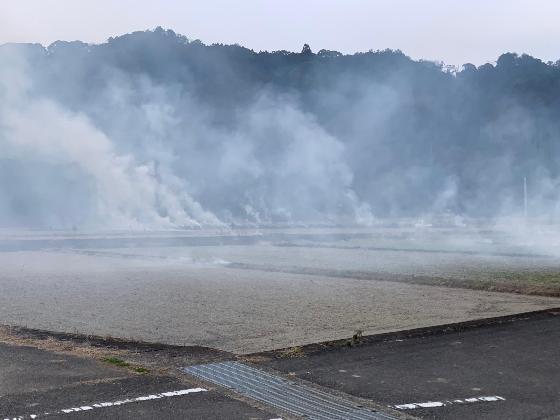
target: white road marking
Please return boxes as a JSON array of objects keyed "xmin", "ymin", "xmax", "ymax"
[
  {"xmin": 393, "ymin": 395, "xmax": 505, "ymax": 410},
  {"xmin": 478, "ymin": 396, "xmax": 502, "ymax": 401},
  {"xmin": 2, "ymin": 388, "xmax": 207, "ymax": 419},
  {"xmin": 416, "ymin": 402, "xmax": 444, "ymax": 408},
  {"xmin": 394, "ymin": 404, "xmax": 417, "ymax": 410}
]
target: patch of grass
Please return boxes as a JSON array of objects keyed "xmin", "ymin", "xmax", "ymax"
[
  {"xmin": 352, "ymin": 329, "xmax": 363, "ymax": 344},
  {"xmin": 463, "ymin": 270, "xmax": 560, "ymax": 297},
  {"xmin": 340, "ymin": 329, "xmax": 365, "ymax": 348},
  {"xmin": 278, "ymin": 346, "xmax": 305, "ymax": 358},
  {"xmin": 102, "ymin": 357, "xmax": 130, "ymax": 368},
  {"xmin": 102, "ymin": 357, "xmax": 150, "ymax": 374}
]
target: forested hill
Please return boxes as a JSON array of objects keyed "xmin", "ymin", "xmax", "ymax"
[{"xmin": 1, "ymin": 27, "xmax": 560, "ymax": 228}]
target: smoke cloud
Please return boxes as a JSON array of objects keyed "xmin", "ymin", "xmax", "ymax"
[{"xmin": 1, "ymin": 29, "xmax": 559, "ymax": 229}]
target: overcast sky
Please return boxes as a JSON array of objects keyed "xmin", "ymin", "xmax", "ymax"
[{"xmin": 1, "ymin": 0, "xmax": 558, "ymax": 65}]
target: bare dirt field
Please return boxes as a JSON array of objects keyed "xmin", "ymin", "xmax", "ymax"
[{"xmin": 0, "ymin": 226, "xmax": 559, "ymax": 353}]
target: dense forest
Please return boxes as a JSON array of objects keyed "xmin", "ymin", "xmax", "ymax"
[{"xmin": 1, "ymin": 27, "xmax": 560, "ymax": 228}]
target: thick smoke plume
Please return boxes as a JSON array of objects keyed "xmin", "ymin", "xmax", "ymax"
[{"xmin": 1, "ymin": 28, "xmax": 560, "ymax": 229}]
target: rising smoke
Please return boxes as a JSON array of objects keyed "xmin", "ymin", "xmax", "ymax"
[{"xmin": 1, "ymin": 28, "xmax": 559, "ymax": 229}]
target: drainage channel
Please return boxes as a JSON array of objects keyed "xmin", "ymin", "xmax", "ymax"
[{"xmin": 182, "ymin": 361, "xmax": 395, "ymax": 420}]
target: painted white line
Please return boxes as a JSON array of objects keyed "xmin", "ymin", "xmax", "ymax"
[
  {"xmin": 478, "ymin": 396, "xmax": 503, "ymax": 402},
  {"xmin": 416, "ymin": 402, "xmax": 444, "ymax": 408},
  {"xmin": 392, "ymin": 395, "xmax": 505, "ymax": 410},
  {"xmin": 2, "ymin": 388, "xmax": 207, "ymax": 419}
]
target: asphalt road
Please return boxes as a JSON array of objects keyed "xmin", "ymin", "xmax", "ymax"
[
  {"xmin": 260, "ymin": 310, "xmax": 560, "ymax": 420},
  {"xmin": 0, "ymin": 343, "xmax": 279, "ymax": 419},
  {"xmin": 3, "ymin": 310, "xmax": 559, "ymax": 419}
]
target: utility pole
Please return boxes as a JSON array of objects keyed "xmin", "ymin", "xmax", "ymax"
[{"xmin": 523, "ymin": 176, "xmax": 528, "ymax": 219}]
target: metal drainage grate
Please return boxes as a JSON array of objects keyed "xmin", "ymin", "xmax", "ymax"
[{"xmin": 183, "ymin": 361, "xmax": 394, "ymax": 420}]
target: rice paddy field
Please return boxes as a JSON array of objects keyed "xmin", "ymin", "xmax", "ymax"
[{"xmin": 1, "ymin": 224, "xmax": 559, "ymax": 353}]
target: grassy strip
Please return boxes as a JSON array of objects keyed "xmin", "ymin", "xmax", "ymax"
[
  {"xmin": 102, "ymin": 357, "xmax": 149, "ymax": 374},
  {"xmin": 229, "ymin": 263, "xmax": 560, "ymax": 297}
]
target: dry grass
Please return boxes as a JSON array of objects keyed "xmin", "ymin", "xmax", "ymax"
[
  {"xmin": 0, "ymin": 326, "xmax": 152, "ymax": 373},
  {"xmin": 277, "ymin": 346, "xmax": 306, "ymax": 359}
]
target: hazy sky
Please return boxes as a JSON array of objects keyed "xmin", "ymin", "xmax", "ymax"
[{"xmin": 1, "ymin": 0, "xmax": 558, "ymax": 65}]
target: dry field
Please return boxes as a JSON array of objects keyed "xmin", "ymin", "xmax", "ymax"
[{"xmin": 0, "ymin": 226, "xmax": 558, "ymax": 353}]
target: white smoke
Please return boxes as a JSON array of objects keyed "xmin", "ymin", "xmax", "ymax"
[
  {"xmin": 0, "ymin": 53, "xmax": 221, "ymax": 229},
  {"xmin": 0, "ymin": 48, "xmax": 374, "ymax": 229}
]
